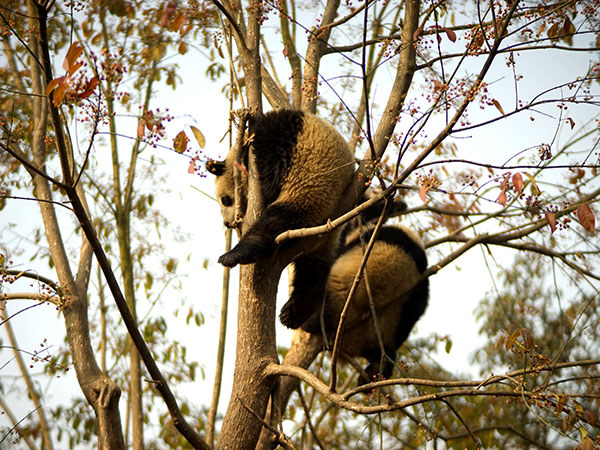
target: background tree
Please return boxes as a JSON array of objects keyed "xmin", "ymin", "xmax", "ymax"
[
  {"xmin": 1, "ymin": 1, "xmax": 214, "ymax": 448},
  {"xmin": 0, "ymin": 0, "xmax": 598, "ymax": 449}
]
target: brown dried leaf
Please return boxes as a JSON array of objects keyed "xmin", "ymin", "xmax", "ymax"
[
  {"xmin": 79, "ymin": 76, "xmax": 99, "ymax": 99},
  {"xmin": 563, "ymin": 17, "xmax": 575, "ymax": 35},
  {"xmin": 538, "ymin": 22, "xmax": 546, "ymax": 35},
  {"xmin": 419, "ymin": 183, "xmax": 429, "ymax": 203},
  {"xmin": 46, "ymin": 76, "xmax": 65, "ymax": 96},
  {"xmin": 583, "ymin": 410, "xmax": 598, "ymax": 427},
  {"xmin": 547, "ymin": 22, "xmax": 560, "ymax": 39},
  {"xmin": 173, "ymin": 130, "xmax": 189, "ymax": 154},
  {"xmin": 577, "ymin": 204, "xmax": 596, "ymax": 233},
  {"xmin": 497, "ymin": 189, "xmax": 507, "ymax": 206},
  {"xmin": 52, "ymin": 83, "xmax": 68, "ymax": 106},
  {"xmin": 188, "ymin": 158, "xmax": 196, "ymax": 174},
  {"xmin": 432, "ymin": 79, "xmax": 444, "ymax": 92},
  {"xmin": 545, "ymin": 211, "xmax": 557, "ymax": 233},
  {"xmin": 178, "ymin": 41, "xmax": 188, "ymax": 55},
  {"xmin": 512, "ymin": 172, "xmax": 523, "ymax": 193},
  {"xmin": 63, "ymin": 41, "xmax": 83, "ymax": 74},
  {"xmin": 582, "ymin": 436, "xmax": 593, "ymax": 450},
  {"xmin": 137, "ymin": 121, "xmax": 146, "ymax": 139},
  {"xmin": 520, "ymin": 328, "xmax": 534, "ymax": 348},
  {"xmin": 566, "ymin": 117, "xmax": 575, "ymax": 129},
  {"xmin": 444, "ymin": 27, "xmax": 457, "ymax": 42}
]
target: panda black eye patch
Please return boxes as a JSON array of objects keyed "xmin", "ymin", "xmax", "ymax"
[{"xmin": 220, "ymin": 195, "xmax": 233, "ymax": 207}]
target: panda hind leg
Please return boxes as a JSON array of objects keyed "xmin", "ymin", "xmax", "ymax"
[
  {"xmin": 361, "ymin": 347, "xmax": 396, "ymax": 385},
  {"xmin": 218, "ymin": 202, "xmax": 305, "ymax": 267},
  {"xmin": 280, "ymin": 256, "xmax": 331, "ymax": 329}
]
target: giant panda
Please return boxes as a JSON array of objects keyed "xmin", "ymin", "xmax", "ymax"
[
  {"xmin": 206, "ymin": 109, "xmax": 355, "ymax": 329},
  {"xmin": 302, "ymin": 219, "xmax": 429, "ymax": 382}
]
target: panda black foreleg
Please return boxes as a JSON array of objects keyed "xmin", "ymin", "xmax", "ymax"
[
  {"xmin": 279, "ymin": 256, "xmax": 332, "ymax": 329},
  {"xmin": 218, "ymin": 202, "xmax": 305, "ymax": 267}
]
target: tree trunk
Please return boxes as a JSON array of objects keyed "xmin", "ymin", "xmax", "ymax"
[{"xmin": 215, "ymin": 260, "xmax": 281, "ymax": 449}]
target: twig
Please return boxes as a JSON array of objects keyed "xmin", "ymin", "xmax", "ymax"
[
  {"xmin": 238, "ymin": 396, "xmax": 297, "ymax": 450},
  {"xmin": 442, "ymin": 399, "xmax": 481, "ymax": 449}
]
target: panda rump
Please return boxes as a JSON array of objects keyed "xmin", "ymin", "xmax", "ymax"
[{"xmin": 303, "ymin": 224, "xmax": 429, "ymax": 382}]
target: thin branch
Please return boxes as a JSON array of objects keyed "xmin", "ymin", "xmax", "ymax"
[
  {"xmin": 442, "ymin": 399, "xmax": 481, "ymax": 449},
  {"xmin": 0, "ymin": 193, "xmax": 73, "ymax": 211},
  {"xmin": 238, "ymin": 397, "xmax": 297, "ymax": 450},
  {"xmin": 329, "ymin": 198, "xmax": 391, "ymax": 390},
  {"xmin": 263, "ymin": 359, "xmax": 599, "ymax": 414},
  {"xmin": 209, "ymin": 0, "xmax": 246, "ymax": 52},
  {"xmin": 0, "ymin": 395, "xmax": 38, "ymax": 450},
  {"xmin": 0, "ymin": 141, "xmax": 67, "ymax": 190},
  {"xmin": 296, "ymin": 387, "xmax": 326, "ymax": 450}
]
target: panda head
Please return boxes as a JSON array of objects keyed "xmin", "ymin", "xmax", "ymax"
[{"xmin": 206, "ymin": 151, "xmax": 247, "ymax": 228}]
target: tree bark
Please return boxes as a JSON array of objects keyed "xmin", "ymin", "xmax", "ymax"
[{"xmin": 215, "ymin": 260, "xmax": 281, "ymax": 450}]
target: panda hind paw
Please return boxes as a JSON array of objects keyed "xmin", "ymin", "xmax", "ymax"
[{"xmin": 279, "ymin": 300, "xmax": 306, "ymax": 329}]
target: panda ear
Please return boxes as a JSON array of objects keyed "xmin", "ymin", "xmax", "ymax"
[{"xmin": 206, "ymin": 159, "xmax": 227, "ymax": 176}]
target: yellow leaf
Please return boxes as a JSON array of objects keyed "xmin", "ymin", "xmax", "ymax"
[
  {"xmin": 491, "ymin": 98, "xmax": 504, "ymax": 115},
  {"xmin": 524, "ymin": 173, "xmax": 541, "ymax": 196},
  {"xmin": 190, "ymin": 125, "xmax": 205, "ymax": 148}
]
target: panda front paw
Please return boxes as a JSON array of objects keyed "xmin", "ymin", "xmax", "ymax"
[{"xmin": 217, "ymin": 236, "xmax": 270, "ymax": 267}]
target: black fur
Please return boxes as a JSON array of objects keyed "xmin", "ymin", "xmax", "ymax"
[
  {"xmin": 218, "ymin": 202, "xmax": 306, "ymax": 267},
  {"xmin": 342, "ymin": 227, "xmax": 427, "ymax": 273},
  {"xmin": 393, "ymin": 279, "xmax": 429, "ymax": 349},
  {"xmin": 251, "ymin": 110, "xmax": 305, "ymax": 205},
  {"xmin": 206, "ymin": 160, "xmax": 227, "ymax": 176},
  {"xmin": 361, "ymin": 274, "xmax": 429, "ymax": 382},
  {"xmin": 280, "ymin": 255, "xmax": 333, "ymax": 329}
]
